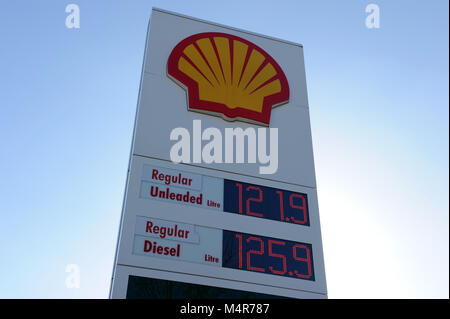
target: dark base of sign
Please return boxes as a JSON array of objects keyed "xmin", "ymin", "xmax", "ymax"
[{"xmin": 126, "ymin": 275, "xmax": 286, "ymax": 299}]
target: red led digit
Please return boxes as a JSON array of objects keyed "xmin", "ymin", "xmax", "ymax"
[
  {"xmin": 292, "ymin": 244, "xmax": 312, "ymax": 279},
  {"xmin": 246, "ymin": 236, "xmax": 265, "ymax": 273},
  {"xmin": 289, "ymin": 193, "xmax": 308, "ymax": 225},
  {"xmin": 246, "ymin": 186, "xmax": 263, "ymax": 217},
  {"xmin": 268, "ymin": 240, "xmax": 287, "ymax": 275},
  {"xmin": 235, "ymin": 234, "xmax": 243, "ymax": 269},
  {"xmin": 236, "ymin": 183, "xmax": 243, "ymax": 214},
  {"xmin": 275, "ymin": 190, "xmax": 285, "ymax": 221}
]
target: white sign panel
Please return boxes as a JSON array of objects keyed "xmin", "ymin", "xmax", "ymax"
[{"xmin": 110, "ymin": 8, "xmax": 327, "ymax": 299}]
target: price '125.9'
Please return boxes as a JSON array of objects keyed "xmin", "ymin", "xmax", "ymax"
[{"xmin": 222, "ymin": 231, "xmax": 315, "ymax": 281}]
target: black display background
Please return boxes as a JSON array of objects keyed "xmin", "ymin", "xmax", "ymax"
[
  {"xmin": 222, "ymin": 230, "xmax": 315, "ymax": 281},
  {"xmin": 223, "ymin": 179, "xmax": 310, "ymax": 226}
]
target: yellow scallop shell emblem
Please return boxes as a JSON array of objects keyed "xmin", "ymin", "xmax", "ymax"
[{"xmin": 168, "ymin": 32, "xmax": 289, "ymax": 125}]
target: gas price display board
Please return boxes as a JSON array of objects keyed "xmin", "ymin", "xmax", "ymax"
[
  {"xmin": 110, "ymin": 9, "xmax": 327, "ymax": 299},
  {"xmin": 131, "ymin": 164, "xmax": 315, "ymax": 281},
  {"xmin": 134, "ymin": 217, "xmax": 314, "ymax": 281},
  {"xmin": 112, "ymin": 159, "xmax": 326, "ymax": 298},
  {"xmin": 141, "ymin": 165, "xmax": 310, "ymax": 226}
]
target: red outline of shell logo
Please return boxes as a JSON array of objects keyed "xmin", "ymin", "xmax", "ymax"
[{"xmin": 167, "ymin": 32, "xmax": 289, "ymax": 126}]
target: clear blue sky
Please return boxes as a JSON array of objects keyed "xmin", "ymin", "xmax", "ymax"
[{"xmin": 0, "ymin": 0, "xmax": 448, "ymax": 298}]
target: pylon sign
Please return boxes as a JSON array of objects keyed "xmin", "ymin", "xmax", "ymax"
[{"xmin": 110, "ymin": 8, "xmax": 327, "ymax": 299}]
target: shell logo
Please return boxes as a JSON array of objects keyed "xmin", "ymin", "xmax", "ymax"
[{"xmin": 167, "ymin": 32, "xmax": 289, "ymax": 126}]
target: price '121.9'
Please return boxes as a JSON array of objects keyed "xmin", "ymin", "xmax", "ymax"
[{"xmin": 223, "ymin": 180, "xmax": 310, "ymax": 226}]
